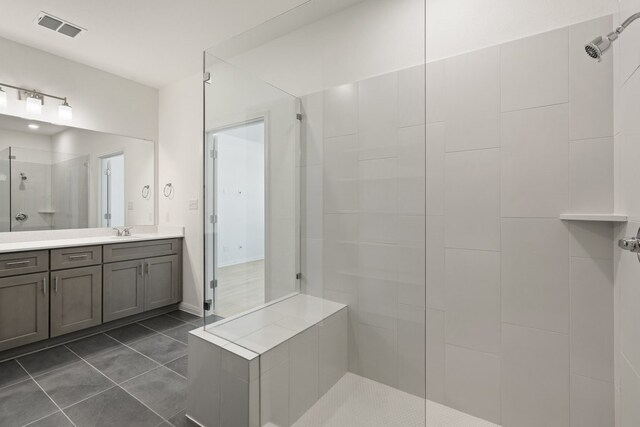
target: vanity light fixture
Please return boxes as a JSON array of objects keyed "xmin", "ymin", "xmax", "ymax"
[
  {"xmin": 27, "ymin": 123, "xmax": 40, "ymax": 130},
  {"xmin": 58, "ymin": 98, "xmax": 72, "ymax": 121},
  {"xmin": 0, "ymin": 82, "xmax": 72, "ymax": 121},
  {"xmin": 26, "ymin": 93, "xmax": 43, "ymax": 115}
]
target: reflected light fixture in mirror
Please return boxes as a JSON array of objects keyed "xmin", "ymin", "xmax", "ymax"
[
  {"xmin": 0, "ymin": 87, "xmax": 6, "ymax": 109},
  {"xmin": 27, "ymin": 123, "xmax": 39, "ymax": 130}
]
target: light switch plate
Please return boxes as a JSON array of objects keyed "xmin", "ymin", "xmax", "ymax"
[{"xmin": 189, "ymin": 199, "xmax": 199, "ymax": 210}]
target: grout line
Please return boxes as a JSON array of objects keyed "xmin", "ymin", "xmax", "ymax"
[
  {"xmin": 15, "ymin": 359, "xmax": 77, "ymax": 427},
  {"xmin": 64, "ymin": 345, "xmax": 173, "ymax": 426}
]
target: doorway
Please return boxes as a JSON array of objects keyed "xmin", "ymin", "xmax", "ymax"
[
  {"xmin": 100, "ymin": 153, "xmax": 125, "ymax": 228},
  {"xmin": 205, "ymin": 119, "xmax": 265, "ymax": 318}
]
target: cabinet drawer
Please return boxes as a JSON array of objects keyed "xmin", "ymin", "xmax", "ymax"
[
  {"xmin": 0, "ymin": 251, "xmax": 49, "ymax": 278},
  {"xmin": 51, "ymin": 246, "xmax": 102, "ymax": 271},
  {"xmin": 103, "ymin": 239, "xmax": 181, "ymax": 263}
]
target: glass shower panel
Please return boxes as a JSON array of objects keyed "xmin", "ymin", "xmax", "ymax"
[
  {"xmin": 0, "ymin": 147, "xmax": 9, "ymax": 232},
  {"xmin": 204, "ymin": 0, "xmax": 426, "ymax": 425},
  {"xmin": 203, "ymin": 53, "xmax": 301, "ymax": 325}
]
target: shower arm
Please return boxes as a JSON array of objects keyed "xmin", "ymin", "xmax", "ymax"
[{"xmin": 611, "ymin": 12, "xmax": 640, "ymax": 39}]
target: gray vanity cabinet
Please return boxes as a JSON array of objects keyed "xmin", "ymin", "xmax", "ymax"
[
  {"xmin": 50, "ymin": 266, "xmax": 102, "ymax": 337},
  {"xmin": 0, "ymin": 272, "xmax": 49, "ymax": 352},
  {"xmin": 103, "ymin": 260, "xmax": 145, "ymax": 322},
  {"xmin": 145, "ymin": 255, "xmax": 180, "ymax": 310},
  {"xmin": 103, "ymin": 239, "xmax": 182, "ymax": 322}
]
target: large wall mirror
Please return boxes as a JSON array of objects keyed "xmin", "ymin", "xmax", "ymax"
[{"xmin": 0, "ymin": 114, "xmax": 155, "ymax": 232}]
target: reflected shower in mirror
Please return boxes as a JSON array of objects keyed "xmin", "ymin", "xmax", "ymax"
[{"xmin": 0, "ymin": 114, "xmax": 155, "ymax": 232}]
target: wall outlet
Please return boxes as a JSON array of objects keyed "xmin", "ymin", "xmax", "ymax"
[
  {"xmin": 189, "ymin": 199, "xmax": 198, "ymax": 210},
  {"xmin": 128, "ymin": 202, "xmax": 134, "ymax": 210}
]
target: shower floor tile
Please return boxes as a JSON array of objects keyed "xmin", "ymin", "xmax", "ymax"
[{"xmin": 292, "ymin": 373, "xmax": 500, "ymax": 427}]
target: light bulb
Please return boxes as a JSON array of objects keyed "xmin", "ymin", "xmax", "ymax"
[
  {"xmin": 0, "ymin": 88, "xmax": 6, "ymax": 109},
  {"xmin": 58, "ymin": 100, "xmax": 72, "ymax": 121},
  {"xmin": 26, "ymin": 96, "xmax": 42, "ymax": 115}
]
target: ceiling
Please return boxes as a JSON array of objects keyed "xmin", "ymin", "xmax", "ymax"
[{"xmin": 0, "ymin": 0, "xmax": 310, "ymax": 88}]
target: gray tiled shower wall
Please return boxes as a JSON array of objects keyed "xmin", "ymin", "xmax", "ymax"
[{"xmin": 301, "ymin": 14, "xmax": 615, "ymax": 427}]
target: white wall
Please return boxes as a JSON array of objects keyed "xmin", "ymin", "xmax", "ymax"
[
  {"xmin": 427, "ymin": 0, "xmax": 616, "ymax": 61},
  {"xmin": 215, "ymin": 131, "xmax": 265, "ymax": 267},
  {"xmin": 158, "ymin": 73, "xmax": 204, "ymax": 315},
  {"xmin": 0, "ymin": 35, "xmax": 158, "ymax": 141}
]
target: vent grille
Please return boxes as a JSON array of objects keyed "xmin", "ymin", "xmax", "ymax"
[{"xmin": 36, "ymin": 12, "xmax": 85, "ymax": 38}]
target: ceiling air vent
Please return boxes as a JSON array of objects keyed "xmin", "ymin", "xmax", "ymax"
[{"xmin": 35, "ymin": 12, "xmax": 85, "ymax": 38}]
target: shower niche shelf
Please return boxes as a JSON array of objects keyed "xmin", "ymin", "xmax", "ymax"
[{"xmin": 559, "ymin": 213, "xmax": 628, "ymax": 222}]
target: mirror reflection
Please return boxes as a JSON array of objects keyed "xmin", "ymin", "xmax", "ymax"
[{"xmin": 0, "ymin": 114, "xmax": 155, "ymax": 232}]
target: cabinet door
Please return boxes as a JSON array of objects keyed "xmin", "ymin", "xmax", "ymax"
[
  {"xmin": 103, "ymin": 260, "xmax": 144, "ymax": 322},
  {"xmin": 144, "ymin": 255, "xmax": 180, "ymax": 310},
  {"xmin": 0, "ymin": 272, "xmax": 49, "ymax": 351},
  {"xmin": 50, "ymin": 266, "xmax": 102, "ymax": 338}
]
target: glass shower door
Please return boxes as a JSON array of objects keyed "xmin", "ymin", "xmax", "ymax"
[
  {"xmin": 0, "ymin": 147, "xmax": 9, "ymax": 232},
  {"xmin": 203, "ymin": 53, "xmax": 301, "ymax": 324}
]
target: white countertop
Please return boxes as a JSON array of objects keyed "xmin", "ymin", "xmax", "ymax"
[{"xmin": 0, "ymin": 226, "xmax": 184, "ymax": 253}]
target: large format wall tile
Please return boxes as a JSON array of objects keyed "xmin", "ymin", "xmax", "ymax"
[
  {"xmin": 426, "ymin": 308, "xmax": 445, "ymax": 403},
  {"xmin": 398, "ymin": 125, "xmax": 426, "ymax": 215},
  {"xmin": 620, "ymin": 356, "xmax": 640, "ymax": 427},
  {"xmin": 426, "ymin": 60, "xmax": 445, "ymax": 124},
  {"xmin": 502, "ymin": 218, "xmax": 570, "ymax": 334},
  {"xmin": 570, "ymin": 257, "xmax": 614, "ymax": 382},
  {"xmin": 445, "ymin": 344, "xmax": 501, "ymax": 424},
  {"xmin": 398, "ymin": 304, "xmax": 426, "ymax": 397},
  {"xmin": 425, "ymin": 216, "xmax": 445, "ymax": 310},
  {"xmin": 324, "ymin": 135, "xmax": 358, "ymax": 213},
  {"xmin": 569, "ymin": 16, "xmax": 614, "ymax": 141},
  {"xmin": 358, "ymin": 157, "xmax": 398, "ymax": 213},
  {"xmin": 569, "ymin": 221, "xmax": 613, "ymax": 260},
  {"xmin": 502, "ymin": 324, "xmax": 570, "ymax": 427},
  {"xmin": 501, "ymin": 104, "xmax": 569, "ymax": 218},
  {"xmin": 445, "ymin": 249, "xmax": 501, "ymax": 355},
  {"xmin": 500, "ymin": 28, "xmax": 569, "ymax": 111},
  {"xmin": 358, "ymin": 73, "xmax": 398, "ymax": 160},
  {"xmin": 324, "ymin": 83, "xmax": 357, "ymax": 138},
  {"xmin": 445, "ymin": 149, "xmax": 500, "ymax": 251},
  {"xmin": 399, "ymin": 64, "xmax": 426, "ymax": 128},
  {"xmin": 570, "ymin": 374, "xmax": 614, "ymax": 427},
  {"xmin": 444, "ymin": 46, "xmax": 500, "ymax": 152},
  {"xmin": 301, "ymin": 91, "xmax": 324, "ymax": 166},
  {"xmin": 426, "ymin": 123, "xmax": 444, "ymax": 216},
  {"xmin": 569, "ymin": 138, "xmax": 614, "ymax": 213}
]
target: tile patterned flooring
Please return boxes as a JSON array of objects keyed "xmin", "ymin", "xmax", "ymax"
[{"xmin": 0, "ymin": 311, "xmax": 202, "ymax": 427}]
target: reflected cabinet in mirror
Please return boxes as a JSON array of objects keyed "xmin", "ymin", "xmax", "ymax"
[{"xmin": 0, "ymin": 114, "xmax": 155, "ymax": 232}]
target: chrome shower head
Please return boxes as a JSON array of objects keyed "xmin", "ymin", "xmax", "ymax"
[
  {"xmin": 585, "ymin": 12, "xmax": 640, "ymax": 62},
  {"xmin": 585, "ymin": 36, "xmax": 612, "ymax": 62}
]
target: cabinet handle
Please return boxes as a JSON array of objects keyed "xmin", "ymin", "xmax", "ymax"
[
  {"xmin": 68, "ymin": 254, "xmax": 89, "ymax": 260},
  {"xmin": 138, "ymin": 263, "xmax": 143, "ymax": 276},
  {"xmin": 54, "ymin": 277, "xmax": 59, "ymax": 293},
  {"xmin": 145, "ymin": 262, "xmax": 150, "ymax": 276},
  {"xmin": 43, "ymin": 276, "xmax": 47, "ymax": 295},
  {"xmin": 6, "ymin": 260, "xmax": 30, "ymax": 267}
]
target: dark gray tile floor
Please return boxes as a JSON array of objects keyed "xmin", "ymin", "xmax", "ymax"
[{"xmin": 0, "ymin": 310, "xmax": 204, "ymax": 427}]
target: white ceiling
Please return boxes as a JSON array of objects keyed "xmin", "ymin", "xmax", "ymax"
[{"xmin": 0, "ymin": 0, "xmax": 309, "ymax": 88}]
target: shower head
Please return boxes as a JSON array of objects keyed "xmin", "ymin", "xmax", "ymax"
[
  {"xmin": 585, "ymin": 35, "xmax": 613, "ymax": 62},
  {"xmin": 585, "ymin": 12, "xmax": 640, "ymax": 61}
]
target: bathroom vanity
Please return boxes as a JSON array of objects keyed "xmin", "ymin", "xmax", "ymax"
[{"xmin": 0, "ymin": 230, "xmax": 183, "ymax": 353}]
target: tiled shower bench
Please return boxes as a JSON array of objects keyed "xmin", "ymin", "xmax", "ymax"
[{"xmin": 187, "ymin": 294, "xmax": 348, "ymax": 427}]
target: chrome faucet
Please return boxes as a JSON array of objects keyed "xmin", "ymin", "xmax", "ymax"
[{"xmin": 113, "ymin": 226, "xmax": 133, "ymax": 237}]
